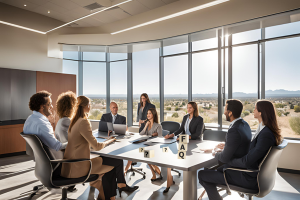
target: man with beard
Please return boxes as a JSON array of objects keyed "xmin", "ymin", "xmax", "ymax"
[
  {"xmin": 197, "ymin": 99, "xmax": 252, "ymax": 200},
  {"xmin": 23, "ymin": 91, "xmax": 67, "ymax": 151}
]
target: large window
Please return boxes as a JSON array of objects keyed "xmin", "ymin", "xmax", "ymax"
[
  {"xmin": 133, "ymin": 49, "xmax": 160, "ymax": 125},
  {"xmin": 232, "ymin": 44, "xmax": 258, "ymax": 129},
  {"xmin": 110, "ymin": 61, "xmax": 128, "ymax": 121},
  {"xmin": 62, "ymin": 60, "xmax": 78, "ymax": 95},
  {"xmin": 164, "ymin": 55, "xmax": 188, "ymax": 122},
  {"xmin": 192, "ymin": 50, "xmax": 218, "ymax": 125},
  {"xmin": 83, "ymin": 62, "xmax": 106, "ymax": 120},
  {"xmin": 266, "ymin": 37, "xmax": 300, "ymax": 138}
]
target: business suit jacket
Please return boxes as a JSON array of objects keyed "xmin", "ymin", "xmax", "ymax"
[
  {"xmin": 55, "ymin": 117, "xmax": 70, "ymax": 143},
  {"xmin": 140, "ymin": 122, "xmax": 163, "ymax": 137},
  {"xmin": 61, "ymin": 118, "xmax": 113, "ymax": 178},
  {"xmin": 100, "ymin": 113, "xmax": 126, "ymax": 124},
  {"xmin": 228, "ymin": 126, "xmax": 276, "ymax": 177},
  {"xmin": 173, "ymin": 114, "xmax": 204, "ymax": 140},
  {"xmin": 215, "ymin": 119, "xmax": 252, "ymax": 165},
  {"xmin": 138, "ymin": 102, "xmax": 156, "ymax": 132}
]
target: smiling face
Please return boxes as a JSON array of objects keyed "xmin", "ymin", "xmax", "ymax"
[
  {"xmin": 110, "ymin": 102, "xmax": 118, "ymax": 115},
  {"xmin": 141, "ymin": 95, "xmax": 147, "ymax": 104},
  {"xmin": 41, "ymin": 97, "xmax": 53, "ymax": 117},
  {"xmin": 147, "ymin": 110, "xmax": 153, "ymax": 120},
  {"xmin": 187, "ymin": 103, "xmax": 194, "ymax": 115}
]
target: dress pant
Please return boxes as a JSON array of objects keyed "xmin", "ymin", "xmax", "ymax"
[
  {"xmin": 101, "ymin": 156, "xmax": 126, "ymax": 184},
  {"xmin": 102, "ymin": 168, "xmax": 117, "ymax": 200},
  {"xmin": 198, "ymin": 168, "xmax": 258, "ymax": 200}
]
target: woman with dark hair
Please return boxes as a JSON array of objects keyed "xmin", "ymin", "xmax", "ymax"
[
  {"xmin": 197, "ymin": 100, "xmax": 282, "ymax": 200},
  {"xmin": 61, "ymin": 96, "xmax": 138, "ymax": 200},
  {"xmin": 137, "ymin": 93, "xmax": 156, "ymax": 132},
  {"xmin": 55, "ymin": 91, "xmax": 77, "ymax": 143},
  {"xmin": 163, "ymin": 101, "xmax": 204, "ymax": 193}
]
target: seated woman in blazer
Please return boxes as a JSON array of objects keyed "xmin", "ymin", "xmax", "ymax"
[
  {"xmin": 137, "ymin": 93, "xmax": 156, "ymax": 132},
  {"xmin": 55, "ymin": 91, "xmax": 77, "ymax": 143},
  {"xmin": 197, "ymin": 100, "xmax": 282, "ymax": 200},
  {"xmin": 140, "ymin": 108, "xmax": 163, "ymax": 181},
  {"xmin": 163, "ymin": 101, "xmax": 204, "ymax": 193},
  {"xmin": 61, "ymin": 96, "xmax": 138, "ymax": 200}
]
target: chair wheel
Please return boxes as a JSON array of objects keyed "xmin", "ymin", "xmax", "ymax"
[
  {"xmin": 143, "ymin": 175, "xmax": 146, "ymax": 179},
  {"xmin": 132, "ymin": 172, "xmax": 135, "ymax": 176},
  {"xmin": 33, "ymin": 186, "xmax": 38, "ymax": 190},
  {"xmin": 238, "ymin": 192, "xmax": 244, "ymax": 198},
  {"xmin": 178, "ymin": 174, "xmax": 181, "ymax": 177},
  {"xmin": 30, "ymin": 193, "xmax": 36, "ymax": 197}
]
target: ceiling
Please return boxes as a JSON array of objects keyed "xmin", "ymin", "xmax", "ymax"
[{"xmin": 0, "ymin": 0, "xmax": 179, "ymax": 27}]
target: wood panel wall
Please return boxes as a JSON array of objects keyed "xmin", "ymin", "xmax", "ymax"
[
  {"xmin": 36, "ymin": 72, "xmax": 76, "ymax": 129},
  {"xmin": 0, "ymin": 124, "xmax": 25, "ymax": 154}
]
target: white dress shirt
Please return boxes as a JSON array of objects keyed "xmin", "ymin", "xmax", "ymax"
[
  {"xmin": 228, "ymin": 117, "xmax": 242, "ymax": 129},
  {"xmin": 23, "ymin": 111, "xmax": 67, "ymax": 151},
  {"xmin": 111, "ymin": 113, "xmax": 118, "ymax": 124},
  {"xmin": 252, "ymin": 122, "xmax": 265, "ymax": 141},
  {"xmin": 185, "ymin": 115, "xmax": 193, "ymax": 136}
]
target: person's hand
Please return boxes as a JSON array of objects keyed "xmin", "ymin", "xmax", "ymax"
[
  {"xmin": 200, "ymin": 149, "xmax": 213, "ymax": 153},
  {"xmin": 164, "ymin": 134, "xmax": 170, "ymax": 139},
  {"xmin": 145, "ymin": 121, "xmax": 150, "ymax": 127},
  {"xmin": 152, "ymin": 132, "xmax": 158, "ymax": 137},
  {"xmin": 108, "ymin": 137, "xmax": 116, "ymax": 144},
  {"xmin": 216, "ymin": 142, "xmax": 225, "ymax": 150},
  {"xmin": 212, "ymin": 151, "xmax": 217, "ymax": 156}
]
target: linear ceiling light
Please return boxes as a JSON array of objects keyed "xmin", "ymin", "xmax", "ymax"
[
  {"xmin": 0, "ymin": 20, "xmax": 46, "ymax": 34},
  {"xmin": 45, "ymin": 0, "xmax": 132, "ymax": 33},
  {"xmin": 111, "ymin": 0, "xmax": 230, "ymax": 35}
]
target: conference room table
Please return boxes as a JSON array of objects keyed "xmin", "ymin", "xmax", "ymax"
[{"xmin": 91, "ymin": 130, "xmax": 219, "ymax": 200}]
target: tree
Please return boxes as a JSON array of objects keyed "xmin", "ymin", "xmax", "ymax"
[
  {"xmin": 290, "ymin": 104, "xmax": 294, "ymax": 109},
  {"xmin": 175, "ymin": 106, "xmax": 179, "ymax": 111},
  {"xmin": 166, "ymin": 107, "xmax": 171, "ymax": 111},
  {"xmin": 182, "ymin": 102, "xmax": 186, "ymax": 106},
  {"xmin": 242, "ymin": 110, "xmax": 250, "ymax": 117},
  {"xmin": 294, "ymin": 105, "xmax": 300, "ymax": 112},
  {"xmin": 172, "ymin": 112, "xmax": 179, "ymax": 118},
  {"xmin": 289, "ymin": 116, "xmax": 300, "ymax": 135},
  {"xmin": 275, "ymin": 103, "xmax": 284, "ymax": 108},
  {"xmin": 276, "ymin": 109, "xmax": 283, "ymax": 117}
]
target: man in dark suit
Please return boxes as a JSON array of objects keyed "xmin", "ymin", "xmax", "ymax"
[
  {"xmin": 100, "ymin": 102, "xmax": 126, "ymax": 125},
  {"xmin": 198, "ymin": 99, "xmax": 252, "ymax": 200}
]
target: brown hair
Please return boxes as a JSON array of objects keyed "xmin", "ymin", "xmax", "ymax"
[
  {"xmin": 29, "ymin": 90, "xmax": 52, "ymax": 112},
  {"xmin": 188, "ymin": 101, "xmax": 199, "ymax": 117},
  {"xmin": 69, "ymin": 96, "xmax": 90, "ymax": 132},
  {"xmin": 140, "ymin": 93, "xmax": 151, "ymax": 110},
  {"xmin": 226, "ymin": 99, "xmax": 243, "ymax": 118},
  {"xmin": 56, "ymin": 91, "xmax": 77, "ymax": 118},
  {"xmin": 256, "ymin": 100, "xmax": 282, "ymax": 145},
  {"xmin": 147, "ymin": 108, "xmax": 158, "ymax": 123}
]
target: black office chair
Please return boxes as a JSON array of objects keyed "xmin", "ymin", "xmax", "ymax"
[
  {"xmin": 217, "ymin": 139, "xmax": 288, "ymax": 200},
  {"xmin": 126, "ymin": 161, "xmax": 146, "ymax": 179},
  {"xmin": 20, "ymin": 132, "xmax": 100, "ymax": 200},
  {"xmin": 203, "ymin": 129, "xmax": 227, "ymax": 142},
  {"xmin": 161, "ymin": 121, "xmax": 182, "ymax": 177}
]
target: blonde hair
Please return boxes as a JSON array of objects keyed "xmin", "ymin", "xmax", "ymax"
[{"xmin": 69, "ymin": 96, "xmax": 91, "ymax": 132}]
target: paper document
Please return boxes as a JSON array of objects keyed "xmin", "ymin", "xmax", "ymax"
[{"xmin": 148, "ymin": 137, "xmax": 177, "ymax": 144}]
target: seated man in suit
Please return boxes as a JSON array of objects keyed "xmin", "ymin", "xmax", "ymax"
[
  {"xmin": 198, "ymin": 99, "xmax": 252, "ymax": 200},
  {"xmin": 101, "ymin": 102, "xmax": 126, "ymax": 125}
]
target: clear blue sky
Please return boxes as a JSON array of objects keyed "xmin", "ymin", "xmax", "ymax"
[{"xmin": 63, "ymin": 21, "xmax": 300, "ymax": 96}]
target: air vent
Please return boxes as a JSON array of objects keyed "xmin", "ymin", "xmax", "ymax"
[{"xmin": 84, "ymin": 2, "xmax": 104, "ymax": 11}]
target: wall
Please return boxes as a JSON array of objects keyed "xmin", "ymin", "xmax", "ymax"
[{"xmin": 0, "ymin": 3, "xmax": 64, "ymax": 73}]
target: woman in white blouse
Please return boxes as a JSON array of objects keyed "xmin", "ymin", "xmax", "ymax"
[{"xmin": 55, "ymin": 91, "xmax": 77, "ymax": 143}]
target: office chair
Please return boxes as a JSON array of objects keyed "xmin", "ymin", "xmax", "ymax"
[
  {"xmin": 216, "ymin": 139, "xmax": 288, "ymax": 200},
  {"xmin": 203, "ymin": 129, "xmax": 227, "ymax": 142},
  {"xmin": 20, "ymin": 132, "xmax": 101, "ymax": 200},
  {"xmin": 126, "ymin": 162, "xmax": 146, "ymax": 179},
  {"xmin": 161, "ymin": 121, "xmax": 182, "ymax": 177}
]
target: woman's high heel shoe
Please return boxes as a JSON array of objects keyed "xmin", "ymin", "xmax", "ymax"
[
  {"xmin": 117, "ymin": 185, "xmax": 139, "ymax": 197},
  {"xmin": 163, "ymin": 181, "xmax": 175, "ymax": 193},
  {"xmin": 151, "ymin": 172, "xmax": 163, "ymax": 181}
]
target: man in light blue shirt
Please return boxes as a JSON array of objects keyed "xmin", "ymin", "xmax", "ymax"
[{"xmin": 24, "ymin": 91, "xmax": 67, "ymax": 151}]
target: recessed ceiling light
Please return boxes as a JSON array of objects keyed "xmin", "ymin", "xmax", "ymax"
[
  {"xmin": 24, "ymin": 4, "xmax": 27, "ymax": 7},
  {"xmin": 111, "ymin": 0, "xmax": 230, "ymax": 35},
  {"xmin": 48, "ymin": 11, "xmax": 50, "ymax": 13}
]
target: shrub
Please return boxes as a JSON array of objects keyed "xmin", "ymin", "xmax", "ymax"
[
  {"xmin": 242, "ymin": 110, "xmax": 250, "ymax": 117},
  {"xmin": 276, "ymin": 109, "xmax": 283, "ymax": 117},
  {"xmin": 289, "ymin": 117, "xmax": 300, "ymax": 135},
  {"xmin": 199, "ymin": 107, "xmax": 204, "ymax": 113},
  {"xmin": 175, "ymin": 106, "xmax": 179, "ymax": 111},
  {"xmin": 283, "ymin": 112, "xmax": 290, "ymax": 116},
  {"xmin": 290, "ymin": 104, "xmax": 294, "ymax": 109},
  {"xmin": 172, "ymin": 112, "xmax": 179, "ymax": 118},
  {"xmin": 244, "ymin": 104, "xmax": 254, "ymax": 113},
  {"xmin": 166, "ymin": 107, "xmax": 171, "ymax": 111},
  {"xmin": 182, "ymin": 102, "xmax": 186, "ymax": 106},
  {"xmin": 294, "ymin": 105, "xmax": 300, "ymax": 112},
  {"xmin": 275, "ymin": 103, "xmax": 284, "ymax": 108}
]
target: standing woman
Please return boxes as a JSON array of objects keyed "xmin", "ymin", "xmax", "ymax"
[
  {"xmin": 197, "ymin": 100, "xmax": 282, "ymax": 200},
  {"xmin": 164, "ymin": 101, "xmax": 204, "ymax": 193},
  {"xmin": 137, "ymin": 93, "xmax": 156, "ymax": 132},
  {"xmin": 55, "ymin": 91, "xmax": 77, "ymax": 143},
  {"xmin": 140, "ymin": 108, "xmax": 163, "ymax": 181}
]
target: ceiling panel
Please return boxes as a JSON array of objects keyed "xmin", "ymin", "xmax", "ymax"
[
  {"xmin": 64, "ymin": 7, "xmax": 91, "ymax": 19},
  {"xmin": 40, "ymin": 2, "xmax": 69, "ymax": 13},
  {"xmin": 92, "ymin": 11, "xmax": 119, "ymax": 23},
  {"xmin": 26, "ymin": 0, "xmax": 50, "ymax": 6},
  {"xmin": 81, "ymin": 17, "xmax": 104, "ymax": 26},
  {"xmin": 118, "ymin": 0, "xmax": 149, "ymax": 15},
  {"xmin": 50, "ymin": 0, "xmax": 81, "ymax": 10},
  {"xmin": 137, "ymin": 0, "xmax": 166, "ymax": 9},
  {"xmin": 70, "ymin": 0, "xmax": 100, "ymax": 7},
  {"xmin": 162, "ymin": 0, "xmax": 179, "ymax": 4},
  {"xmin": 1, "ymin": 0, "xmax": 39, "ymax": 9},
  {"xmin": 105, "ymin": 8, "xmax": 131, "ymax": 20}
]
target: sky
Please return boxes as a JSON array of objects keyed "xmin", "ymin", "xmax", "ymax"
[{"xmin": 63, "ymin": 20, "xmax": 300, "ymax": 96}]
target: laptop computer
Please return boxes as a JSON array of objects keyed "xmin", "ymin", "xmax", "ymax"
[{"xmin": 113, "ymin": 124, "xmax": 126, "ymax": 135}]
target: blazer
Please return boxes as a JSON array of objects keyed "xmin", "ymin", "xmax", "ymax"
[
  {"xmin": 215, "ymin": 119, "xmax": 252, "ymax": 165},
  {"xmin": 138, "ymin": 102, "xmax": 156, "ymax": 132},
  {"xmin": 61, "ymin": 118, "xmax": 113, "ymax": 178},
  {"xmin": 140, "ymin": 122, "xmax": 163, "ymax": 137},
  {"xmin": 100, "ymin": 113, "xmax": 126, "ymax": 124},
  {"xmin": 228, "ymin": 126, "xmax": 276, "ymax": 177},
  {"xmin": 173, "ymin": 114, "xmax": 204, "ymax": 140},
  {"xmin": 55, "ymin": 117, "xmax": 70, "ymax": 143}
]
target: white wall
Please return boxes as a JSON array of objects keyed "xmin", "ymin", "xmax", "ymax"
[{"xmin": 0, "ymin": 3, "xmax": 63, "ymax": 73}]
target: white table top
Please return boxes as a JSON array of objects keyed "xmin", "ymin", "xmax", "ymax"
[{"xmin": 91, "ymin": 131, "xmax": 219, "ymax": 171}]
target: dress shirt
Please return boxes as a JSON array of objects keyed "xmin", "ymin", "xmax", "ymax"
[
  {"xmin": 185, "ymin": 115, "xmax": 193, "ymax": 136},
  {"xmin": 111, "ymin": 113, "xmax": 117, "ymax": 124},
  {"xmin": 23, "ymin": 111, "xmax": 67, "ymax": 151},
  {"xmin": 252, "ymin": 122, "xmax": 265, "ymax": 141},
  {"xmin": 228, "ymin": 117, "xmax": 242, "ymax": 129}
]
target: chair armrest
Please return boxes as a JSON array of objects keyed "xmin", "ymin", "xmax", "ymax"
[{"xmin": 50, "ymin": 158, "xmax": 90, "ymax": 164}]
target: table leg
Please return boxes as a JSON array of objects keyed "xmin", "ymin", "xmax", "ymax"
[{"xmin": 183, "ymin": 170, "xmax": 197, "ymax": 200}]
